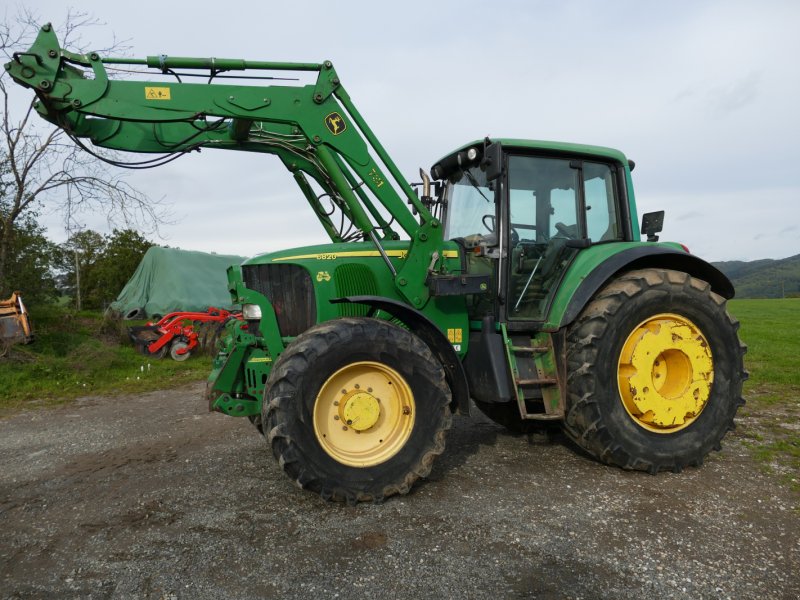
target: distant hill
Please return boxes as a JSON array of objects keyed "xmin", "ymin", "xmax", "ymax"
[{"xmin": 713, "ymin": 254, "xmax": 800, "ymax": 299}]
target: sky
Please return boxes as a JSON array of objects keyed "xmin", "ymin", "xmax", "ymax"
[{"xmin": 7, "ymin": 0, "xmax": 800, "ymax": 262}]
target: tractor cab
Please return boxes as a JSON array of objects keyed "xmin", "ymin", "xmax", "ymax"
[{"xmin": 435, "ymin": 140, "xmax": 633, "ymax": 323}]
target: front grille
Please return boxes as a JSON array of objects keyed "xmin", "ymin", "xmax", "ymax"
[
  {"xmin": 334, "ymin": 264, "xmax": 378, "ymax": 317},
  {"xmin": 242, "ymin": 264, "xmax": 316, "ymax": 336}
]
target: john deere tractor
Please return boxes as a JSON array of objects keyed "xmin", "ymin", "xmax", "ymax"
[{"xmin": 7, "ymin": 24, "xmax": 746, "ymax": 503}]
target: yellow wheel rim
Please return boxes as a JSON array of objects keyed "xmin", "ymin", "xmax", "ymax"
[
  {"xmin": 617, "ymin": 313, "xmax": 713, "ymax": 433},
  {"xmin": 313, "ymin": 361, "xmax": 415, "ymax": 467}
]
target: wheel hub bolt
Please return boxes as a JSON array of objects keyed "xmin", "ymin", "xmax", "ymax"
[{"xmin": 403, "ymin": 406, "xmax": 411, "ymax": 415}]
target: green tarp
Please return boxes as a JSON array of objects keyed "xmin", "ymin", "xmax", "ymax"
[{"xmin": 109, "ymin": 247, "xmax": 246, "ymax": 318}]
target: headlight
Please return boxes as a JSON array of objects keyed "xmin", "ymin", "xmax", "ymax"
[{"xmin": 242, "ymin": 304, "xmax": 262, "ymax": 320}]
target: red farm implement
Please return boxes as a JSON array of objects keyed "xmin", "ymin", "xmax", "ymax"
[{"xmin": 128, "ymin": 308, "xmax": 242, "ymax": 362}]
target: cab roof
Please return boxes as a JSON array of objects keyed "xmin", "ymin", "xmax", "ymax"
[{"xmin": 442, "ymin": 138, "xmax": 629, "ymax": 165}]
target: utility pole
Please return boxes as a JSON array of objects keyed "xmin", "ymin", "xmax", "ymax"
[
  {"xmin": 67, "ymin": 221, "xmax": 85, "ymax": 312},
  {"xmin": 74, "ymin": 248, "xmax": 81, "ymax": 311}
]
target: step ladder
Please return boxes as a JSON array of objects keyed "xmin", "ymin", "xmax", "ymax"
[{"xmin": 501, "ymin": 324, "xmax": 564, "ymax": 421}]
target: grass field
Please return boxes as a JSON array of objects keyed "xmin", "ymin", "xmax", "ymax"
[
  {"xmin": 728, "ymin": 298, "xmax": 800, "ymax": 488},
  {"xmin": 0, "ymin": 307, "xmax": 210, "ymax": 415}
]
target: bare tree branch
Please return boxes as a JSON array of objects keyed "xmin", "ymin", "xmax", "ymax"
[{"xmin": 0, "ymin": 10, "xmax": 161, "ymax": 295}]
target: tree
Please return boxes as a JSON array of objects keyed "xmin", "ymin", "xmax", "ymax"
[
  {"xmin": 58, "ymin": 229, "xmax": 105, "ymax": 310},
  {"xmin": 58, "ymin": 228, "xmax": 153, "ymax": 310},
  {"xmin": 0, "ymin": 9, "xmax": 164, "ymax": 299},
  {"xmin": 91, "ymin": 229, "xmax": 153, "ymax": 307},
  {"xmin": 0, "ymin": 213, "xmax": 60, "ymax": 304}
]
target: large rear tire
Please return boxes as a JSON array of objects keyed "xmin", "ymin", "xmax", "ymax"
[
  {"xmin": 563, "ymin": 268, "xmax": 746, "ymax": 473},
  {"xmin": 264, "ymin": 318, "xmax": 451, "ymax": 503}
]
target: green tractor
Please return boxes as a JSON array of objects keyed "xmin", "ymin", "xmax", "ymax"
[{"xmin": 7, "ymin": 24, "xmax": 746, "ymax": 503}]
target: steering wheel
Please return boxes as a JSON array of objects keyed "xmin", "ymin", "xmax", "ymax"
[{"xmin": 482, "ymin": 214, "xmax": 522, "ymax": 245}]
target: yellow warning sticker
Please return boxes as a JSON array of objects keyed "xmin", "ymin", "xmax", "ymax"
[
  {"xmin": 145, "ymin": 86, "xmax": 171, "ymax": 100},
  {"xmin": 447, "ymin": 328, "xmax": 463, "ymax": 344}
]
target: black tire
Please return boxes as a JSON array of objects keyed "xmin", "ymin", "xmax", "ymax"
[
  {"xmin": 124, "ymin": 307, "xmax": 144, "ymax": 320},
  {"xmin": 473, "ymin": 400, "xmax": 541, "ymax": 434},
  {"xmin": 151, "ymin": 344, "xmax": 169, "ymax": 359},
  {"xmin": 563, "ymin": 268, "xmax": 746, "ymax": 474},
  {"xmin": 248, "ymin": 414, "xmax": 265, "ymax": 436},
  {"xmin": 138, "ymin": 341, "xmax": 168, "ymax": 359},
  {"xmin": 264, "ymin": 317, "xmax": 451, "ymax": 503}
]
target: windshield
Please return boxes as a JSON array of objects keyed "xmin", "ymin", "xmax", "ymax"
[{"xmin": 443, "ymin": 167, "xmax": 494, "ymax": 239}]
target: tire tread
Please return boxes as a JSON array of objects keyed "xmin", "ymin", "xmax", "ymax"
[{"xmin": 562, "ymin": 268, "xmax": 747, "ymax": 474}]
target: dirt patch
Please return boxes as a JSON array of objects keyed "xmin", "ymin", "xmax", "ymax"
[{"xmin": 1, "ymin": 382, "xmax": 798, "ymax": 599}]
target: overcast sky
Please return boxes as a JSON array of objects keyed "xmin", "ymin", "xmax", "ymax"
[{"xmin": 11, "ymin": 0, "xmax": 800, "ymax": 262}]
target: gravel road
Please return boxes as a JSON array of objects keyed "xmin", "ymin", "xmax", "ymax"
[{"xmin": 1, "ymin": 382, "xmax": 798, "ymax": 599}]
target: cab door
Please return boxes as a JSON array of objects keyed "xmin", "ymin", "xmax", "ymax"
[{"xmin": 503, "ymin": 154, "xmax": 623, "ymax": 323}]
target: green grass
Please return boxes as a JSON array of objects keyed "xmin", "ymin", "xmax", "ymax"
[
  {"xmin": 729, "ymin": 298, "xmax": 800, "ymax": 388},
  {"xmin": 728, "ymin": 298, "xmax": 800, "ymax": 489},
  {"xmin": 0, "ymin": 306, "xmax": 210, "ymax": 415}
]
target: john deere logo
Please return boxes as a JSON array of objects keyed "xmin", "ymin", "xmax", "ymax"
[{"xmin": 324, "ymin": 112, "xmax": 346, "ymax": 135}]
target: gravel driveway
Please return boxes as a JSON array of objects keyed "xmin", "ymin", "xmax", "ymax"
[{"xmin": 1, "ymin": 382, "xmax": 798, "ymax": 599}]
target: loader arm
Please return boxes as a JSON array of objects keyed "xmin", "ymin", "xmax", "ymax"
[{"xmin": 5, "ymin": 23, "xmax": 445, "ymax": 307}]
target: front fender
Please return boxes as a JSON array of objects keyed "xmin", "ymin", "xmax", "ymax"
[{"xmin": 332, "ymin": 296, "xmax": 471, "ymax": 415}]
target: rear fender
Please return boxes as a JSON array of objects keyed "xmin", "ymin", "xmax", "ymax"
[{"xmin": 559, "ymin": 247, "xmax": 735, "ymax": 329}]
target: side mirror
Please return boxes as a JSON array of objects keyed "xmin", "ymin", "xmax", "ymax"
[
  {"xmin": 481, "ymin": 141, "xmax": 503, "ymax": 181},
  {"xmin": 641, "ymin": 210, "xmax": 664, "ymax": 242}
]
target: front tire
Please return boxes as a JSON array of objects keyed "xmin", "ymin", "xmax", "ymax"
[
  {"xmin": 563, "ymin": 268, "xmax": 746, "ymax": 473},
  {"xmin": 264, "ymin": 318, "xmax": 451, "ymax": 503}
]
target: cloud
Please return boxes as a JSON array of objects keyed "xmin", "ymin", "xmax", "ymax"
[
  {"xmin": 21, "ymin": 0, "xmax": 800, "ymax": 263},
  {"xmin": 708, "ymin": 71, "xmax": 762, "ymax": 114}
]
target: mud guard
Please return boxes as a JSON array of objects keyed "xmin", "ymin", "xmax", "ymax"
[
  {"xmin": 331, "ymin": 296, "xmax": 471, "ymax": 415},
  {"xmin": 560, "ymin": 247, "xmax": 735, "ymax": 328}
]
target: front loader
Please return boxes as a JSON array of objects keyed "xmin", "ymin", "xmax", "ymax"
[{"xmin": 6, "ymin": 24, "xmax": 746, "ymax": 503}]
